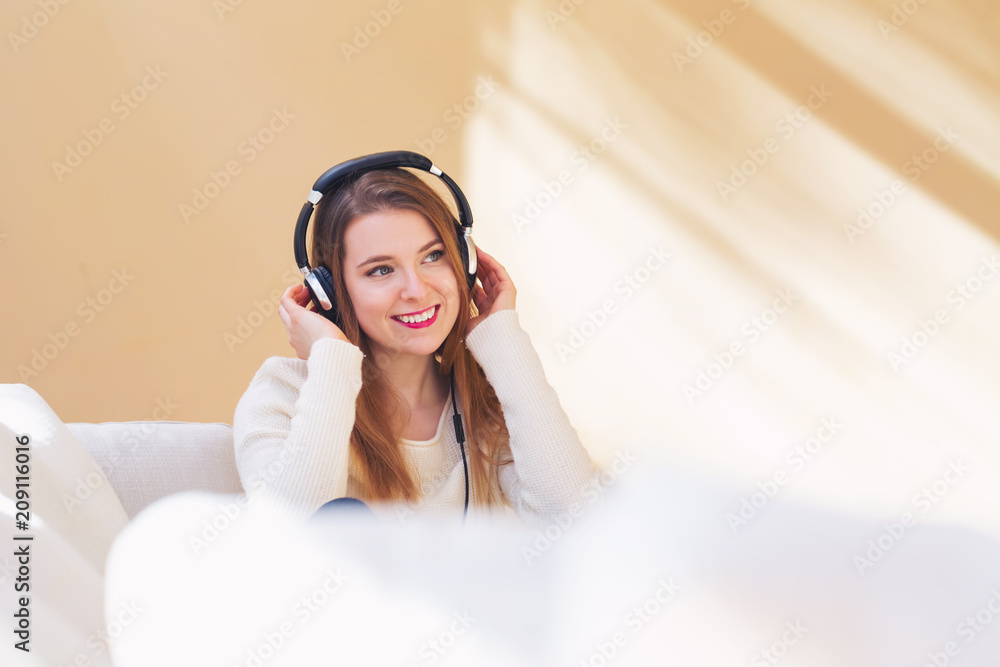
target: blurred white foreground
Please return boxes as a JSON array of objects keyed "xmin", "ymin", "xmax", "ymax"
[{"xmin": 105, "ymin": 463, "xmax": 1000, "ymax": 666}]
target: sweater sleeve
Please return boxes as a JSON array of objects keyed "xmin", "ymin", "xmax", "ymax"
[
  {"xmin": 464, "ymin": 309, "xmax": 599, "ymax": 523},
  {"xmin": 232, "ymin": 337, "xmax": 365, "ymax": 523}
]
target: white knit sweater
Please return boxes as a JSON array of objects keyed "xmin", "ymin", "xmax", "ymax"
[{"xmin": 233, "ymin": 309, "xmax": 598, "ymax": 524}]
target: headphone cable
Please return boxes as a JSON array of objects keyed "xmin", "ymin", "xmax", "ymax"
[{"xmin": 450, "ymin": 368, "xmax": 469, "ymax": 523}]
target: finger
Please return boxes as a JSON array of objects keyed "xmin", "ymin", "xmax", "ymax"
[
  {"xmin": 475, "ymin": 247, "xmax": 492, "ymax": 270},
  {"xmin": 283, "ymin": 290, "xmax": 303, "ymax": 310},
  {"xmin": 481, "ymin": 269, "xmax": 496, "ymax": 294},
  {"xmin": 477, "ymin": 285, "xmax": 494, "ymax": 312},
  {"xmin": 488, "ymin": 268, "xmax": 510, "ymax": 292},
  {"xmin": 471, "ymin": 290, "xmax": 486, "ymax": 316},
  {"xmin": 476, "ymin": 252, "xmax": 490, "ymax": 271},
  {"xmin": 482, "ymin": 255, "xmax": 509, "ymax": 283},
  {"xmin": 472, "ymin": 284, "xmax": 488, "ymax": 307},
  {"xmin": 477, "ymin": 263, "xmax": 492, "ymax": 286},
  {"xmin": 477, "ymin": 248, "xmax": 505, "ymax": 275},
  {"xmin": 484, "ymin": 254, "xmax": 506, "ymax": 279},
  {"xmin": 280, "ymin": 294, "xmax": 300, "ymax": 315}
]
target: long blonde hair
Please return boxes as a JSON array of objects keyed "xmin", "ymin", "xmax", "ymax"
[{"xmin": 312, "ymin": 168, "xmax": 512, "ymax": 507}]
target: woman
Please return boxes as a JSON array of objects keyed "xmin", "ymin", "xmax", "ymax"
[{"xmin": 233, "ymin": 168, "xmax": 597, "ymax": 525}]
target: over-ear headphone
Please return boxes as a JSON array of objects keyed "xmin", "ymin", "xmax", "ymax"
[
  {"xmin": 292, "ymin": 150, "xmax": 477, "ymax": 520},
  {"xmin": 293, "ymin": 150, "xmax": 478, "ymax": 331}
]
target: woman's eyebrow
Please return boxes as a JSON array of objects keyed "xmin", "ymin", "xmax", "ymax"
[{"xmin": 357, "ymin": 239, "xmax": 442, "ymax": 269}]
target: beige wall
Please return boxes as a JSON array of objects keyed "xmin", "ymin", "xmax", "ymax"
[{"xmin": 3, "ymin": 1, "xmax": 999, "ymax": 533}]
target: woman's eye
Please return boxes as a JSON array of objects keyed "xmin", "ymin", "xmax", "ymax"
[{"xmin": 366, "ymin": 251, "xmax": 442, "ymax": 278}]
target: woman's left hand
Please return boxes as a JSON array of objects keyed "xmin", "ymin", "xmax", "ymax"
[{"xmin": 466, "ymin": 247, "xmax": 517, "ymax": 338}]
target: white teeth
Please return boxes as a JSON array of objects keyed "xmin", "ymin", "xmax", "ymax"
[{"xmin": 395, "ymin": 306, "xmax": 435, "ymax": 324}]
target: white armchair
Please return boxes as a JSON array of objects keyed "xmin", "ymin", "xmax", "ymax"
[
  {"xmin": 66, "ymin": 420, "xmax": 243, "ymax": 519},
  {"xmin": 0, "ymin": 383, "xmax": 246, "ymax": 666}
]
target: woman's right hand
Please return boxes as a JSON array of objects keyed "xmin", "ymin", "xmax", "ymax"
[{"xmin": 277, "ymin": 284, "xmax": 352, "ymax": 360}]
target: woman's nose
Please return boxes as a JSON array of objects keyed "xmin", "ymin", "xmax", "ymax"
[{"xmin": 400, "ymin": 268, "xmax": 429, "ymax": 300}]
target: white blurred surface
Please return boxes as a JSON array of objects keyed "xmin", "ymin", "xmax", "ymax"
[{"xmin": 105, "ymin": 463, "xmax": 1000, "ymax": 666}]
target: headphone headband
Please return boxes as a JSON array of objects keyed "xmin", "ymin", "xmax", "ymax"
[{"xmin": 293, "ymin": 150, "xmax": 475, "ymax": 276}]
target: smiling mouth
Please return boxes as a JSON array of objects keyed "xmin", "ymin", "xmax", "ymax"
[{"xmin": 392, "ymin": 305, "xmax": 439, "ymax": 327}]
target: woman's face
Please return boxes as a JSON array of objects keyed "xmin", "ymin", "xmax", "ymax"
[{"xmin": 342, "ymin": 208, "xmax": 461, "ymax": 361}]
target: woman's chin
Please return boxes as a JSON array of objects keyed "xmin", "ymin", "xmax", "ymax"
[{"xmin": 371, "ymin": 336, "xmax": 449, "ymax": 360}]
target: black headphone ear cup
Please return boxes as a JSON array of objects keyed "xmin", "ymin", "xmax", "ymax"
[{"xmin": 309, "ymin": 265, "xmax": 344, "ymax": 330}]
